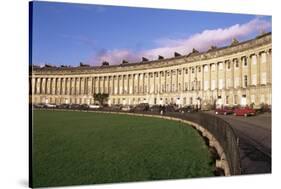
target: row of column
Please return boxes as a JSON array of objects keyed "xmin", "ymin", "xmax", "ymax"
[{"xmin": 31, "ymin": 49, "xmax": 271, "ymax": 96}]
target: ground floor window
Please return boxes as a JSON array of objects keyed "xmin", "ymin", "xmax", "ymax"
[
  {"xmin": 183, "ymin": 97, "xmax": 186, "ymax": 105},
  {"xmin": 226, "ymin": 96, "xmax": 229, "ymax": 104}
]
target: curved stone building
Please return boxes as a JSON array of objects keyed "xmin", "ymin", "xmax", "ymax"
[{"xmin": 30, "ymin": 32, "xmax": 272, "ymax": 108}]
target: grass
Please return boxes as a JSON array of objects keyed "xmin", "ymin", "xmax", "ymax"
[{"xmin": 32, "ymin": 110, "xmax": 214, "ymax": 187}]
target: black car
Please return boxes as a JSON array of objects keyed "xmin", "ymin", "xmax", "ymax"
[
  {"xmin": 111, "ymin": 104, "xmax": 122, "ymax": 111},
  {"xmin": 80, "ymin": 104, "xmax": 89, "ymax": 110},
  {"xmin": 69, "ymin": 104, "xmax": 80, "ymax": 109},
  {"xmin": 178, "ymin": 106, "xmax": 195, "ymax": 113},
  {"xmin": 150, "ymin": 105, "xmax": 161, "ymax": 113},
  {"xmin": 57, "ymin": 103, "xmax": 70, "ymax": 109},
  {"xmin": 164, "ymin": 104, "xmax": 177, "ymax": 112},
  {"xmin": 134, "ymin": 103, "xmax": 150, "ymax": 112}
]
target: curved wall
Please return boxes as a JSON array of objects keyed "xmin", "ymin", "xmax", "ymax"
[{"xmin": 30, "ymin": 33, "xmax": 272, "ymax": 107}]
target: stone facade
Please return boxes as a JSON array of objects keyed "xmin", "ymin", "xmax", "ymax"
[{"xmin": 30, "ymin": 33, "xmax": 272, "ymax": 107}]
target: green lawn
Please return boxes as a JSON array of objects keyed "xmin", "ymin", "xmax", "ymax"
[{"xmin": 32, "ymin": 110, "xmax": 214, "ymax": 187}]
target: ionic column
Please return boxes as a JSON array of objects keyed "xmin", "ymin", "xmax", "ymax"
[
  {"xmin": 32, "ymin": 77, "xmax": 36, "ymax": 94},
  {"xmin": 61, "ymin": 78, "xmax": 65, "ymax": 95},
  {"xmin": 36, "ymin": 78, "xmax": 41, "ymax": 94},
  {"xmin": 41, "ymin": 78, "xmax": 46, "ymax": 94},
  {"xmin": 170, "ymin": 70, "xmax": 173, "ymax": 92},
  {"xmin": 66, "ymin": 78, "xmax": 70, "ymax": 95},
  {"xmin": 209, "ymin": 64, "xmax": 211, "ymax": 90},
  {"xmin": 97, "ymin": 77, "xmax": 100, "ymax": 94},
  {"xmin": 256, "ymin": 53, "xmax": 261, "ymax": 85},
  {"xmin": 216, "ymin": 63, "xmax": 219, "ymax": 91},
  {"xmin": 224, "ymin": 61, "xmax": 227, "ymax": 89},
  {"xmin": 201, "ymin": 65, "xmax": 204, "ymax": 91},
  {"xmin": 175, "ymin": 69, "xmax": 178, "ymax": 92},
  {"xmin": 164, "ymin": 71, "xmax": 167, "ymax": 93},
  {"xmin": 80, "ymin": 77, "xmax": 85, "ymax": 95},
  {"xmin": 87, "ymin": 77, "xmax": 92, "ymax": 95},
  {"xmin": 239, "ymin": 58, "xmax": 243, "ymax": 87},
  {"xmin": 267, "ymin": 49, "xmax": 272, "ymax": 84},
  {"xmin": 57, "ymin": 78, "xmax": 61, "ymax": 95},
  {"xmin": 247, "ymin": 56, "xmax": 251, "ymax": 86},
  {"xmin": 71, "ymin": 78, "xmax": 75, "ymax": 95},
  {"xmin": 231, "ymin": 59, "xmax": 235, "ymax": 88},
  {"xmin": 142, "ymin": 73, "xmax": 145, "ymax": 94}
]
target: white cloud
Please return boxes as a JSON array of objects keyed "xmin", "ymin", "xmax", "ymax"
[{"xmin": 90, "ymin": 17, "xmax": 271, "ymax": 65}]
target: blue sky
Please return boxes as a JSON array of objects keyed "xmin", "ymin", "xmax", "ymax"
[{"xmin": 31, "ymin": 1, "xmax": 271, "ymax": 66}]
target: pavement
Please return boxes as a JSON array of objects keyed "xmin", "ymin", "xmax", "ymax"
[{"xmin": 207, "ymin": 111, "xmax": 272, "ymax": 174}]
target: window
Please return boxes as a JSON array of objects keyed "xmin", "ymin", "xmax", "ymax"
[
  {"xmin": 183, "ymin": 97, "xmax": 186, "ymax": 105},
  {"xmin": 192, "ymin": 68, "xmax": 194, "ymax": 73},
  {"xmin": 251, "ymin": 95, "xmax": 255, "ymax": 103},
  {"xmin": 260, "ymin": 95, "xmax": 265, "ymax": 103},
  {"xmin": 198, "ymin": 67, "xmax": 201, "ymax": 72},
  {"xmin": 228, "ymin": 62, "xmax": 231, "ymax": 69},
  {"xmin": 185, "ymin": 69, "xmax": 188, "ymax": 74},
  {"xmin": 244, "ymin": 75, "xmax": 248, "ymax": 87},
  {"xmin": 234, "ymin": 95, "xmax": 238, "ymax": 104},
  {"xmin": 226, "ymin": 96, "xmax": 229, "ymax": 104},
  {"xmin": 178, "ymin": 70, "xmax": 181, "ymax": 75},
  {"xmin": 235, "ymin": 61, "xmax": 239, "ymax": 68},
  {"xmin": 185, "ymin": 82, "xmax": 188, "ymax": 91},
  {"xmin": 243, "ymin": 57, "xmax": 247, "ymax": 66}
]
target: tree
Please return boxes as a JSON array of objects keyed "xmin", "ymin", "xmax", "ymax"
[{"xmin": 93, "ymin": 93, "xmax": 109, "ymax": 105}]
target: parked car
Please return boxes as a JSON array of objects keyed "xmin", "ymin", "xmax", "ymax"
[
  {"xmin": 69, "ymin": 104, "xmax": 80, "ymax": 109},
  {"xmin": 150, "ymin": 105, "xmax": 161, "ymax": 113},
  {"xmin": 33, "ymin": 103, "xmax": 45, "ymax": 108},
  {"xmin": 215, "ymin": 107, "xmax": 234, "ymax": 115},
  {"xmin": 134, "ymin": 103, "xmax": 149, "ymax": 112},
  {"xmin": 57, "ymin": 103, "xmax": 70, "ymax": 109},
  {"xmin": 165, "ymin": 104, "xmax": 177, "ymax": 112},
  {"xmin": 89, "ymin": 104, "xmax": 101, "ymax": 109},
  {"xmin": 201, "ymin": 103, "xmax": 213, "ymax": 111},
  {"xmin": 121, "ymin": 105, "xmax": 132, "ymax": 112},
  {"xmin": 178, "ymin": 105, "xmax": 195, "ymax": 113},
  {"xmin": 80, "ymin": 104, "xmax": 89, "ymax": 110},
  {"xmin": 45, "ymin": 103, "xmax": 56, "ymax": 108},
  {"xmin": 110, "ymin": 104, "xmax": 122, "ymax": 111},
  {"xmin": 234, "ymin": 107, "xmax": 256, "ymax": 117}
]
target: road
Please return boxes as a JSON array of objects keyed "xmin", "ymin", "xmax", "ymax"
[{"xmin": 208, "ymin": 112, "xmax": 272, "ymax": 174}]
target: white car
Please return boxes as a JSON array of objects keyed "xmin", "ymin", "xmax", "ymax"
[
  {"xmin": 89, "ymin": 104, "xmax": 101, "ymax": 109},
  {"xmin": 121, "ymin": 105, "xmax": 131, "ymax": 111},
  {"xmin": 45, "ymin": 103, "xmax": 56, "ymax": 108}
]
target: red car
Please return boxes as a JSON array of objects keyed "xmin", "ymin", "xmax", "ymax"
[
  {"xmin": 234, "ymin": 107, "xmax": 256, "ymax": 117},
  {"xmin": 215, "ymin": 107, "xmax": 234, "ymax": 115}
]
